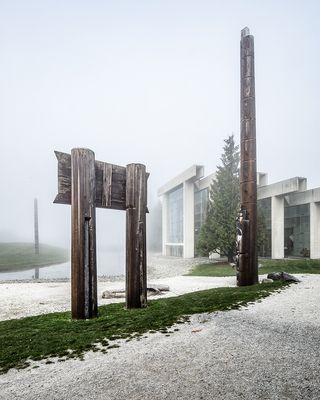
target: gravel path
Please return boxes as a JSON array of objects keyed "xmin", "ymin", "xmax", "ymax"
[
  {"xmin": 1, "ymin": 274, "xmax": 320, "ymax": 399},
  {"xmin": 147, "ymin": 254, "xmax": 212, "ymax": 278}
]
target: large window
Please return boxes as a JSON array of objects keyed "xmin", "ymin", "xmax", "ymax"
[
  {"xmin": 194, "ymin": 188, "xmax": 208, "ymax": 255},
  {"xmin": 284, "ymin": 203, "xmax": 310, "ymax": 258},
  {"xmin": 167, "ymin": 186, "xmax": 183, "ymax": 256},
  {"xmin": 257, "ymin": 198, "xmax": 271, "ymax": 257}
]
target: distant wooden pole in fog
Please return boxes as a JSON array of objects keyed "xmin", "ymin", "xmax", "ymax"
[
  {"xmin": 34, "ymin": 198, "xmax": 39, "ymax": 254},
  {"xmin": 34, "ymin": 198, "xmax": 40, "ymax": 279}
]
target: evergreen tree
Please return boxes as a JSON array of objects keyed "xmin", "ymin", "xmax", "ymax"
[
  {"xmin": 257, "ymin": 201, "xmax": 268, "ymax": 256},
  {"xmin": 197, "ymin": 135, "xmax": 240, "ymax": 262}
]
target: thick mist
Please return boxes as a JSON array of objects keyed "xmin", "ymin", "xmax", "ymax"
[{"xmin": 0, "ymin": 1, "xmax": 319, "ymax": 253}]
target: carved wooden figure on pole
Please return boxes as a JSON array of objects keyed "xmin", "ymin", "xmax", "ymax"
[{"xmin": 238, "ymin": 27, "xmax": 258, "ymax": 286}]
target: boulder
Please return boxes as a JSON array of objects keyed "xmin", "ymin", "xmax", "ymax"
[{"xmin": 267, "ymin": 272, "xmax": 301, "ymax": 283}]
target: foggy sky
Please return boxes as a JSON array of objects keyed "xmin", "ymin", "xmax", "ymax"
[{"xmin": 0, "ymin": 0, "xmax": 319, "ymax": 249}]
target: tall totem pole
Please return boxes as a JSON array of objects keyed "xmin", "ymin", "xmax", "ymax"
[{"xmin": 238, "ymin": 27, "xmax": 258, "ymax": 286}]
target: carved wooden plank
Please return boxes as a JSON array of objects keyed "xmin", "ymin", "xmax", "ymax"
[
  {"xmin": 110, "ymin": 165, "xmax": 126, "ymax": 210},
  {"xmin": 95, "ymin": 161, "xmax": 112, "ymax": 207},
  {"xmin": 54, "ymin": 151, "xmax": 71, "ymax": 205},
  {"xmin": 54, "ymin": 151, "xmax": 127, "ymax": 210},
  {"xmin": 94, "ymin": 161, "xmax": 126, "ymax": 209}
]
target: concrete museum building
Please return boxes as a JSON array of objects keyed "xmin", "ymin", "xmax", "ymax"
[{"xmin": 158, "ymin": 166, "xmax": 320, "ymax": 260}]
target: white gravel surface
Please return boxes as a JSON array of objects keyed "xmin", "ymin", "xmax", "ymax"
[
  {"xmin": 0, "ymin": 255, "xmax": 225, "ymax": 321},
  {"xmin": 0, "ymin": 276, "xmax": 236, "ymax": 321},
  {"xmin": 0, "ymin": 260, "xmax": 319, "ymax": 399}
]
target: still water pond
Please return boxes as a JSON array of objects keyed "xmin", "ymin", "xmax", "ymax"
[{"xmin": 0, "ymin": 250, "xmax": 125, "ymax": 281}]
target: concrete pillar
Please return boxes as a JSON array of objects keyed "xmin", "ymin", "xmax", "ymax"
[
  {"xmin": 310, "ymin": 202, "xmax": 320, "ymax": 259},
  {"xmin": 183, "ymin": 180, "xmax": 194, "ymax": 258},
  {"xmin": 162, "ymin": 194, "xmax": 168, "ymax": 256},
  {"xmin": 271, "ymin": 196, "xmax": 284, "ymax": 259}
]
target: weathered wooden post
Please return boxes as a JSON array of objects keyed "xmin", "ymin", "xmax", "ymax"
[
  {"xmin": 238, "ymin": 27, "xmax": 258, "ymax": 286},
  {"xmin": 34, "ymin": 198, "xmax": 40, "ymax": 279},
  {"xmin": 71, "ymin": 148, "xmax": 97, "ymax": 319},
  {"xmin": 126, "ymin": 164, "xmax": 147, "ymax": 308}
]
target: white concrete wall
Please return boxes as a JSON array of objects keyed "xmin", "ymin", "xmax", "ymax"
[
  {"xmin": 272, "ymin": 196, "xmax": 284, "ymax": 259},
  {"xmin": 196, "ymin": 173, "xmax": 216, "ymax": 191},
  {"xmin": 161, "ymin": 194, "xmax": 168, "ymax": 256},
  {"xmin": 257, "ymin": 172, "xmax": 268, "ymax": 187},
  {"xmin": 183, "ymin": 181, "xmax": 194, "ymax": 258},
  {"xmin": 310, "ymin": 202, "xmax": 320, "ymax": 259},
  {"xmin": 158, "ymin": 165, "xmax": 204, "ymax": 196},
  {"xmin": 258, "ymin": 177, "xmax": 307, "ymax": 200}
]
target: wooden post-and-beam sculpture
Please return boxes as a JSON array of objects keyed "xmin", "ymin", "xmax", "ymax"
[{"xmin": 54, "ymin": 148, "xmax": 148, "ymax": 319}]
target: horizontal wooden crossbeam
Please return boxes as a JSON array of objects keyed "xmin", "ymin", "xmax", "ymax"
[{"xmin": 54, "ymin": 151, "xmax": 127, "ymax": 210}]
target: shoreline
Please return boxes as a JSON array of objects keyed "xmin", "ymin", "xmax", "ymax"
[
  {"xmin": 0, "ymin": 275, "xmax": 126, "ymax": 284},
  {"xmin": 0, "ymin": 254, "xmax": 213, "ymax": 283}
]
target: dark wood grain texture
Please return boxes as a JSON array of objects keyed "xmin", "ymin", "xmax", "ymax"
[
  {"xmin": 54, "ymin": 152, "xmax": 126, "ymax": 210},
  {"xmin": 238, "ymin": 28, "xmax": 258, "ymax": 286},
  {"xmin": 125, "ymin": 164, "xmax": 147, "ymax": 309},
  {"xmin": 54, "ymin": 149, "xmax": 149, "ymax": 315},
  {"xmin": 71, "ymin": 148, "xmax": 97, "ymax": 319}
]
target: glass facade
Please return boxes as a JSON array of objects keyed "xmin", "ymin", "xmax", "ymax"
[
  {"xmin": 194, "ymin": 188, "xmax": 209, "ymax": 256},
  {"xmin": 284, "ymin": 203, "xmax": 310, "ymax": 257},
  {"xmin": 167, "ymin": 186, "xmax": 183, "ymax": 256},
  {"xmin": 257, "ymin": 198, "xmax": 272, "ymax": 257},
  {"xmin": 161, "ymin": 169, "xmax": 315, "ymax": 260}
]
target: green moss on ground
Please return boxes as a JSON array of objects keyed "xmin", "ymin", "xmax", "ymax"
[{"xmin": 0, "ymin": 281, "xmax": 288, "ymax": 374}]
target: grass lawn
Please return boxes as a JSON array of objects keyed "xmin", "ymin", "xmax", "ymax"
[
  {"xmin": 0, "ymin": 243, "xmax": 69, "ymax": 273},
  {"xmin": 186, "ymin": 259, "xmax": 320, "ymax": 277},
  {"xmin": 0, "ymin": 281, "xmax": 287, "ymax": 374}
]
